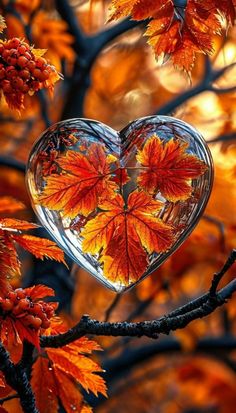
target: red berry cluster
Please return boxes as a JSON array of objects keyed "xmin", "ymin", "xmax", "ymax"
[
  {"xmin": 0, "ymin": 288, "xmax": 55, "ymax": 330},
  {"xmin": 0, "ymin": 37, "xmax": 58, "ymax": 108}
]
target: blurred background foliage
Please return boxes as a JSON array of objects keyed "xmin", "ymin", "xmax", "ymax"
[{"xmin": 0, "ymin": 1, "xmax": 236, "ymax": 412}]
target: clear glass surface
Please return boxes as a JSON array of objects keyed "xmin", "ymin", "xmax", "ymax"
[{"xmin": 26, "ymin": 116, "xmax": 213, "ymax": 293}]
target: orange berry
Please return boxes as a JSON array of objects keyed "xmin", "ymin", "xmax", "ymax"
[
  {"xmin": 32, "ymin": 317, "xmax": 42, "ymax": 329},
  {"xmin": 27, "ymin": 61, "xmax": 36, "ymax": 72},
  {"xmin": 41, "ymin": 319, "xmax": 50, "ymax": 329},
  {"xmin": 15, "ymin": 289, "xmax": 26, "ymax": 299},
  {"xmin": 35, "ymin": 57, "xmax": 47, "ymax": 68},
  {"xmin": 32, "ymin": 68, "xmax": 42, "ymax": 79},
  {"xmin": 12, "ymin": 77, "xmax": 24, "ymax": 90},
  {"xmin": 7, "ymin": 38, "xmax": 21, "ymax": 49},
  {"xmin": 2, "ymin": 49, "xmax": 10, "ymax": 60},
  {"xmin": 20, "ymin": 83, "xmax": 30, "ymax": 93},
  {"xmin": 0, "ymin": 68, "xmax": 5, "ymax": 79},
  {"xmin": 19, "ymin": 69, "xmax": 30, "ymax": 80},
  {"xmin": 18, "ymin": 45, "xmax": 28, "ymax": 54},
  {"xmin": 8, "ymin": 291, "xmax": 17, "ymax": 303},
  {"xmin": 24, "ymin": 314, "xmax": 36, "ymax": 326},
  {"xmin": 7, "ymin": 56, "xmax": 17, "ymax": 65},
  {"xmin": 17, "ymin": 55, "xmax": 29, "ymax": 68},
  {"xmin": 2, "ymin": 80, "xmax": 13, "ymax": 93},
  {"xmin": 2, "ymin": 299, "xmax": 14, "ymax": 311},
  {"xmin": 41, "ymin": 69, "xmax": 50, "ymax": 80},
  {"xmin": 18, "ymin": 298, "xmax": 30, "ymax": 311}
]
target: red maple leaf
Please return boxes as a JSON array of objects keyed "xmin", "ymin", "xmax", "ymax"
[
  {"xmin": 136, "ymin": 135, "xmax": 207, "ymax": 202},
  {"xmin": 81, "ymin": 190, "xmax": 174, "ymax": 285},
  {"xmin": 39, "ymin": 143, "xmax": 119, "ymax": 219}
]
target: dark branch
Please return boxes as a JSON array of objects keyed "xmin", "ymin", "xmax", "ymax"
[
  {"xmin": 156, "ymin": 60, "xmax": 236, "ymax": 115},
  {"xmin": 0, "ymin": 343, "xmax": 38, "ymax": 413},
  {"xmin": 210, "ymin": 249, "xmax": 236, "ymax": 296},
  {"xmin": 208, "ymin": 132, "xmax": 236, "ymax": 143},
  {"xmin": 41, "ymin": 251, "xmax": 236, "ymax": 347}
]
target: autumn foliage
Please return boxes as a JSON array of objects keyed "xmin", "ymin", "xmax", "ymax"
[
  {"xmin": 0, "ymin": 1, "xmax": 235, "ymax": 413},
  {"xmin": 109, "ymin": 0, "xmax": 236, "ymax": 73}
]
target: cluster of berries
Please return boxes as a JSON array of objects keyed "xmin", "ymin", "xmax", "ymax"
[
  {"xmin": 0, "ymin": 288, "xmax": 55, "ymax": 330},
  {"xmin": 0, "ymin": 38, "xmax": 58, "ymax": 108}
]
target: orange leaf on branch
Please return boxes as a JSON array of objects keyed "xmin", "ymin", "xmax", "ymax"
[
  {"xmin": 82, "ymin": 190, "xmax": 174, "ymax": 284},
  {"xmin": 0, "ymin": 196, "xmax": 65, "ymax": 294},
  {"xmin": 136, "ymin": 135, "xmax": 207, "ymax": 202},
  {"xmin": 108, "ymin": 0, "xmax": 235, "ymax": 73},
  {"xmin": 32, "ymin": 319, "xmax": 106, "ymax": 413}
]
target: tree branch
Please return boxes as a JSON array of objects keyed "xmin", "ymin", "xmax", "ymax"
[
  {"xmin": 40, "ymin": 250, "xmax": 236, "ymax": 347},
  {"xmin": 156, "ymin": 60, "xmax": 236, "ymax": 115},
  {"xmin": 0, "ymin": 343, "xmax": 38, "ymax": 413}
]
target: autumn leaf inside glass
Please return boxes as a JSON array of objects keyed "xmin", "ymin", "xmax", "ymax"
[{"xmin": 26, "ymin": 117, "xmax": 213, "ymax": 292}]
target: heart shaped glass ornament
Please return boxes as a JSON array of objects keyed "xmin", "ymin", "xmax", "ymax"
[{"xmin": 26, "ymin": 116, "xmax": 213, "ymax": 293}]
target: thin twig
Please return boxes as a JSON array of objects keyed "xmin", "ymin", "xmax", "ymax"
[
  {"xmin": 0, "ymin": 393, "xmax": 19, "ymax": 405},
  {"xmin": 210, "ymin": 249, "xmax": 236, "ymax": 296}
]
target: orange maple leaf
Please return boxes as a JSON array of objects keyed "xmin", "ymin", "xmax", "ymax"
[
  {"xmin": 32, "ymin": 356, "xmax": 93, "ymax": 413},
  {"xmin": 108, "ymin": 0, "xmax": 226, "ymax": 72},
  {"xmin": 136, "ymin": 135, "xmax": 207, "ymax": 202},
  {"xmin": 0, "ymin": 196, "xmax": 65, "ymax": 294},
  {"xmin": 39, "ymin": 143, "xmax": 119, "ymax": 219},
  {"xmin": 31, "ymin": 356, "xmax": 59, "ymax": 413},
  {"xmin": 82, "ymin": 190, "xmax": 174, "ymax": 284},
  {"xmin": 32, "ymin": 319, "xmax": 106, "ymax": 413}
]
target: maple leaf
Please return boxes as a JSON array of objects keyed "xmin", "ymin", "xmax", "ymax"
[
  {"xmin": 108, "ymin": 0, "xmax": 225, "ymax": 73},
  {"xmin": 32, "ymin": 357, "xmax": 58, "ymax": 413},
  {"xmin": 32, "ymin": 321, "xmax": 106, "ymax": 413},
  {"xmin": 0, "ymin": 214, "xmax": 65, "ymax": 294},
  {"xmin": 82, "ymin": 190, "xmax": 174, "ymax": 284},
  {"xmin": 12, "ymin": 234, "xmax": 66, "ymax": 263},
  {"xmin": 39, "ymin": 143, "xmax": 119, "ymax": 219},
  {"xmin": 136, "ymin": 135, "xmax": 207, "ymax": 202}
]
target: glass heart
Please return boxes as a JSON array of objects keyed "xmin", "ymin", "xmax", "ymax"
[{"xmin": 26, "ymin": 116, "xmax": 213, "ymax": 293}]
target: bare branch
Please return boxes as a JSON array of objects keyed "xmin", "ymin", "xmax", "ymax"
[{"xmin": 40, "ymin": 251, "xmax": 236, "ymax": 347}]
